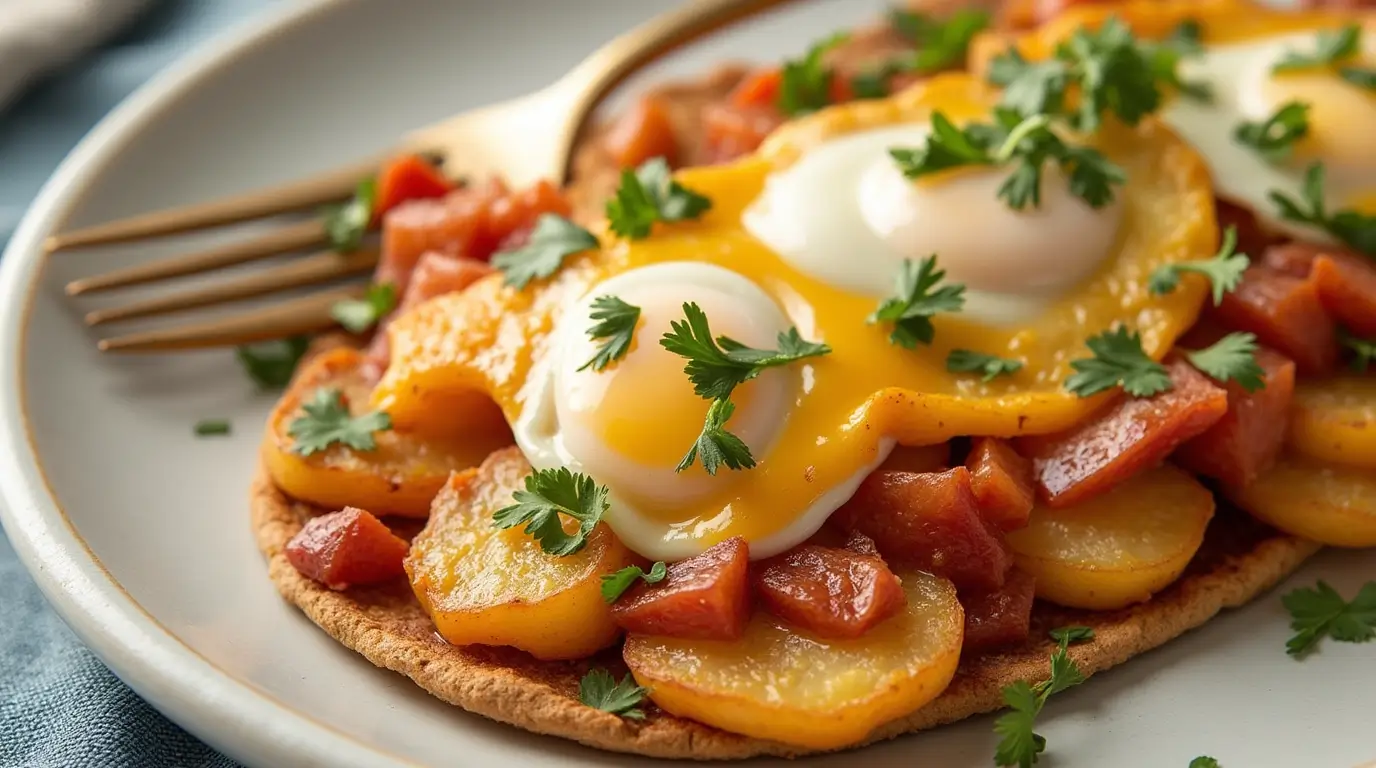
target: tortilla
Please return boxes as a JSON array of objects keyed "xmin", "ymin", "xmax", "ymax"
[{"xmin": 251, "ymin": 453, "xmax": 1318, "ymax": 759}]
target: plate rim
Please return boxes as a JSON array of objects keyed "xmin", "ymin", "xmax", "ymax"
[{"xmin": 0, "ymin": 1, "xmax": 419, "ymax": 765}]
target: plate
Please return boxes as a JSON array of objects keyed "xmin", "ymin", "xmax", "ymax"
[{"xmin": 1, "ymin": 1, "xmax": 1373, "ymax": 766}]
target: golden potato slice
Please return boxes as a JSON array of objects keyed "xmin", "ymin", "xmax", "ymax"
[
  {"xmin": 1224, "ymin": 454, "xmax": 1376, "ymax": 548},
  {"xmin": 262, "ymin": 347, "xmax": 511, "ymax": 517},
  {"xmin": 407, "ymin": 448, "xmax": 638, "ymax": 660},
  {"xmin": 622, "ymin": 571, "xmax": 962, "ymax": 749},
  {"xmin": 1288, "ymin": 375, "xmax": 1376, "ymax": 471},
  {"xmin": 1006, "ymin": 465, "xmax": 1213, "ymax": 610}
]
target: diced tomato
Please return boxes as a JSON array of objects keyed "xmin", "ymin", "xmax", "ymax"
[
  {"xmin": 285, "ymin": 507, "xmax": 409, "ymax": 591},
  {"xmin": 604, "ymin": 95, "xmax": 679, "ymax": 169},
  {"xmin": 754, "ymin": 544, "xmax": 906, "ymax": 640},
  {"xmin": 965, "ymin": 437, "xmax": 1035, "ymax": 532},
  {"xmin": 1209, "ymin": 265, "xmax": 1338, "ymax": 375},
  {"xmin": 1217, "ymin": 199, "xmax": 1280, "ymax": 262},
  {"xmin": 1174, "ymin": 346, "xmax": 1296, "ymax": 489},
  {"xmin": 730, "ymin": 68, "xmax": 782, "ymax": 109},
  {"xmin": 701, "ymin": 102, "xmax": 784, "ymax": 164},
  {"xmin": 961, "ymin": 569, "xmax": 1036, "ymax": 653},
  {"xmin": 833, "ymin": 467, "xmax": 1013, "ymax": 592},
  {"xmin": 372, "ymin": 154, "xmax": 455, "ymax": 217},
  {"xmin": 1019, "ymin": 359, "xmax": 1228, "ymax": 508},
  {"xmin": 611, "ymin": 537, "xmax": 750, "ymax": 641}
]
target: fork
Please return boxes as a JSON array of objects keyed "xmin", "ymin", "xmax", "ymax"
[{"xmin": 55, "ymin": 0, "xmax": 796, "ymax": 353}]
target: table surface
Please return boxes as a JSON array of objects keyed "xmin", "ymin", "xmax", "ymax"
[{"xmin": 0, "ymin": 3, "xmax": 271, "ymax": 764}]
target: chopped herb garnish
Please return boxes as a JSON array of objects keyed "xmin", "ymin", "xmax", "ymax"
[
  {"xmin": 1146, "ymin": 22, "xmax": 1213, "ymax": 103},
  {"xmin": 606, "ymin": 157, "xmax": 712, "ymax": 239},
  {"xmin": 947, "ymin": 349, "xmax": 1023, "ymax": 382},
  {"xmin": 1340, "ymin": 328, "xmax": 1376, "ymax": 372},
  {"xmin": 1049, "ymin": 626, "xmax": 1095, "ymax": 645},
  {"xmin": 1282, "ymin": 580, "xmax": 1376, "ymax": 659},
  {"xmin": 236, "ymin": 336, "xmax": 310, "ymax": 389},
  {"xmin": 778, "ymin": 32, "xmax": 850, "ymax": 116},
  {"xmin": 1269, "ymin": 163, "xmax": 1376, "ymax": 257},
  {"xmin": 601, "ymin": 561, "xmax": 667, "ymax": 603},
  {"xmin": 677, "ymin": 397, "xmax": 756, "ymax": 475},
  {"xmin": 660, "ymin": 302, "xmax": 831, "ymax": 402},
  {"xmin": 323, "ymin": 177, "xmax": 376, "ymax": 253},
  {"xmin": 492, "ymin": 467, "xmax": 608, "ymax": 556},
  {"xmin": 287, "ymin": 388, "xmax": 392, "ymax": 456},
  {"xmin": 330, "ymin": 282, "xmax": 397, "ymax": 333},
  {"xmin": 1273, "ymin": 23, "xmax": 1361, "ymax": 72},
  {"xmin": 1190, "ymin": 758, "xmax": 1221, "ymax": 768},
  {"xmin": 1149, "ymin": 225, "xmax": 1250, "ymax": 305},
  {"xmin": 1233, "ymin": 101, "xmax": 1310, "ymax": 162},
  {"xmin": 890, "ymin": 8, "xmax": 991, "ymax": 74},
  {"xmin": 1340, "ymin": 66, "xmax": 1376, "ymax": 91},
  {"xmin": 491, "ymin": 214, "xmax": 599, "ymax": 289},
  {"xmin": 194, "ymin": 419, "xmax": 231, "ymax": 437},
  {"xmin": 869, "ymin": 255, "xmax": 966, "ymax": 348},
  {"xmin": 1164, "ymin": 19, "xmax": 1205, "ymax": 56},
  {"xmin": 578, "ymin": 669, "xmax": 649, "ymax": 720},
  {"xmin": 578, "ymin": 296, "xmax": 641, "ymax": 372},
  {"xmin": 1065, "ymin": 326, "xmax": 1172, "ymax": 398},
  {"xmin": 993, "ymin": 633, "xmax": 1088, "ymax": 767},
  {"xmin": 1185, "ymin": 332, "xmax": 1266, "ymax": 392}
]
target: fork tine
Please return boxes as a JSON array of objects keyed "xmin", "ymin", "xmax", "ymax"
[
  {"xmin": 97, "ymin": 287, "xmax": 363, "ymax": 352},
  {"xmin": 85, "ymin": 249, "xmax": 379, "ymax": 326},
  {"xmin": 46, "ymin": 157, "xmax": 381, "ymax": 253},
  {"xmin": 65, "ymin": 219, "xmax": 329, "ymax": 296}
]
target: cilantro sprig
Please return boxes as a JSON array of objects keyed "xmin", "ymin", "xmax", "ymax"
[
  {"xmin": 869, "ymin": 255, "xmax": 967, "ymax": 348},
  {"xmin": 1048, "ymin": 626, "xmax": 1095, "ymax": 645},
  {"xmin": 1184, "ymin": 332, "xmax": 1266, "ymax": 392},
  {"xmin": 578, "ymin": 296, "xmax": 640, "ymax": 372},
  {"xmin": 1269, "ymin": 164, "xmax": 1376, "ymax": 257},
  {"xmin": 778, "ymin": 32, "xmax": 849, "ymax": 116},
  {"xmin": 676, "ymin": 398, "xmax": 756, "ymax": 475},
  {"xmin": 947, "ymin": 349, "xmax": 1023, "ymax": 382},
  {"xmin": 331, "ymin": 282, "xmax": 397, "ymax": 333},
  {"xmin": 855, "ymin": 8, "xmax": 990, "ymax": 97},
  {"xmin": 1190, "ymin": 758, "xmax": 1221, "ymax": 768},
  {"xmin": 606, "ymin": 157, "xmax": 712, "ymax": 239},
  {"xmin": 1273, "ymin": 23, "xmax": 1361, "ymax": 72},
  {"xmin": 493, "ymin": 467, "xmax": 609, "ymax": 556},
  {"xmin": 491, "ymin": 214, "xmax": 599, "ymax": 289},
  {"xmin": 601, "ymin": 561, "xmax": 667, "ymax": 603},
  {"xmin": 1340, "ymin": 328, "xmax": 1376, "ymax": 372},
  {"xmin": 1234, "ymin": 101, "xmax": 1310, "ymax": 163},
  {"xmin": 287, "ymin": 388, "xmax": 392, "ymax": 456},
  {"xmin": 1282, "ymin": 580, "xmax": 1376, "ymax": 659},
  {"xmin": 1149, "ymin": 225, "xmax": 1250, "ymax": 305},
  {"xmin": 993, "ymin": 630, "xmax": 1091, "ymax": 767},
  {"xmin": 578, "ymin": 669, "xmax": 650, "ymax": 720},
  {"xmin": 194, "ymin": 419, "xmax": 231, "ymax": 437},
  {"xmin": 324, "ymin": 177, "xmax": 376, "ymax": 253},
  {"xmin": 236, "ymin": 336, "xmax": 309, "ymax": 389},
  {"xmin": 1065, "ymin": 326, "xmax": 1171, "ymax": 398}
]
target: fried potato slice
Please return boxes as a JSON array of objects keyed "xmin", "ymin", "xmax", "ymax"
[
  {"xmin": 1224, "ymin": 454, "xmax": 1376, "ymax": 548},
  {"xmin": 262, "ymin": 347, "xmax": 512, "ymax": 517},
  {"xmin": 622, "ymin": 571, "xmax": 962, "ymax": 750},
  {"xmin": 407, "ymin": 448, "xmax": 638, "ymax": 660},
  {"xmin": 1287, "ymin": 375, "xmax": 1376, "ymax": 471},
  {"xmin": 1006, "ymin": 465, "xmax": 1214, "ymax": 610}
]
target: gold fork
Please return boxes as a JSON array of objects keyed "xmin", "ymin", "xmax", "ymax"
[{"xmin": 57, "ymin": 0, "xmax": 795, "ymax": 352}]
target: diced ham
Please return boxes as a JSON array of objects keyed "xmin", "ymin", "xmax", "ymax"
[
  {"xmin": 964, "ymin": 437, "xmax": 1035, "ymax": 532},
  {"xmin": 832, "ymin": 467, "xmax": 1013, "ymax": 592},
  {"xmin": 844, "ymin": 529, "xmax": 880, "ymax": 556},
  {"xmin": 611, "ymin": 537, "xmax": 750, "ymax": 641},
  {"xmin": 372, "ymin": 154, "xmax": 455, "ymax": 217},
  {"xmin": 364, "ymin": 253, "xmax": 496, "ymax": 378},
  {"xmin": 701, "ymin": 102, "xmax": 784, "ymax": 164},
  {"xmin": 1174, "ymin": 346, "xmax": 1296, "ymax": 489},
  {"xmin": 285, "ymin": 507, "xmax": 409, "ymax": 591},
  {"xmin": 961, "ymin": 568, "xmax": 1037, "ymax": 653},
  {"xmin": 754, "ymin": 544, "xmax": 906, "ymax": 640},
  {"xmin": 1209, "ymin": 265, "xmax": 1338, "ymax": 375},
  {"xmin": 879, "ymin": 443, "xmax": 951, "ymax": 473},
  {"xmin": 604, "ymin": 96, "xmax": 679, "ymax": 169},
  {"xmin": 1263, "ymin": 241, "xmax": 1376, "ymax": 337},
  {"xmin": 1019, "ymin": 359, "xmax": 1228, "ymax": 508},
  {"xmin": 1217, "ymin": 199, "xmax": 1280, "ymax": 263}
]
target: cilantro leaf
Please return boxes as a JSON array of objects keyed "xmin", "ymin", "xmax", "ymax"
[
  {"xmin": 988, "ymin": 48, "xmax": 1070, "ymax": 119},
  {"xmin": 578, "ymin": 669, "xmax": 650, "ymax": 720},
  {"xmin": 1269, "ymin": 163, "xmax": 1376, "ymax": 257},
  {"xmin": 287, "ymin": 388, "xmax": 392, "ymax": 456},
  {"xmin": 1340, "ymin": 66, "xmax": 1376, "ymax": 91},
  {"xmin": 778, "ymin": 32, "xmax": 850, "ymax": 116},
  {"xmin": 1340, "ymin": 328, "xmax": 1376, "ymax": 372},
  {"xmin": 1273, "ymin": 23, "xmax": 1361, "ymax": 72},
  {"xmin": 870, "ymin": 256, "xmax": 966, "ymax": 348},
  {"xmin": 891, "ymin": 8, "xmax": 990, "ymax": 74},
  {"xmin": 660, "ymin": 302, "xmax": 830, "ymax": 401},
  {"xmin": 330, "ymin": 282, "xmax": 397, "ymax": 333},
  {"xmin": 1059, "ymin": 143, "xmax": 1128, "ymax": 208},
  {"xmin": 194, "ymin": 419, "xmax": 231, "ymax": 437},
  {"xmin": 1164, "ymin": 19, "xmax": 1205, "ymax": 56},
  {"xmin": 890, "ymin": 112, "xmax": 996, "ymax": 179},
  {"xmin": 578, "ymin": 296, "xmax": 641, "ymax": 372},
  {"xmin": 678, "ymin": 397, "xmax": 757, "ymax": 476},
  {"xmin": 236, "ymin": 336, "xmax": 309, "ymax": 389},
  {"xmin": 1149, "ymin": 225, "xmax": 1250, "ymax": 305},
  {"xmin": 492, "ymin": 467, "xmax": 609, "ymax": 556},
  {"xmin": 600, "ymin": 561, "xmax": 667, "ymax": 603},
  {"xmin": 323, "ymin": 177, "xmax": 376, "ymax": 253},
  {"xmin": 1283, "ymin": 580, "xmax": 1376, "ymax": 658},
  {"xmin": 1185, "ymin": 332, "xmax": 1266, "ymax": 392},
  {"xmin": 1145, "ymin": 30, "xmax": 1213, "ymax": 103},
  {"xmin": 1190, "ymin": 758, "xmax": 1221, "ymax": 768},
  {"xmin": 606, "ymin": 158, "xmax": 712, "ymax": 239},
  {"xmin": 1049, "ymin": 626, "xmax": 1096, "ymax": 645},
  {"xmin": 605, "ymin": 168, "xmax": 658, "ymax": 239},
  {"xmin": 993, "ymin": 635, "xmax": 1087, "ymax": 767},
  {"xmin": 947, "ymin": 349, "xmax": 1023, "ymax": 382},
  {"xmin": 1233, "ymin": 101, "xmax": 1310, "ymax": 162},
  {"xmin": 491, "ymin": 214, "xmax": 599, "ymax": 289},
  {"xmin": 1065, "ymin": 326, "xmax": 1172, "ymax": 398}
]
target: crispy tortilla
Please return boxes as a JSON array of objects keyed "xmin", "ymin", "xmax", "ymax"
[{"xmin": 251, "ymin": 450, "xmax": 1318, "ymax": 760}]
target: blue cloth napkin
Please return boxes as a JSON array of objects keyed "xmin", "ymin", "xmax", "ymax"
[{"xmin": 0, "ymin": 2, "xmax": 276, "ymax": 765}]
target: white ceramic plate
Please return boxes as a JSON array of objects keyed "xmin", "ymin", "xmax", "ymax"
[{"xmin": 2, "ymin": 1, "xmax": 1374, "ymax": 766}]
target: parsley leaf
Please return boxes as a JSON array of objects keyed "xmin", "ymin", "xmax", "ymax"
[
  {"xmin": 1185, "ymin": 332, "xmax": 1266, "ymax": 392},
  {"xmin": 1164, "ymin": 19, "xmax": 1205, "ymax": 56},
  {"xmin": 892, "ymin": 8, "xmax": 991, "ymax": 73},
  {"xmin": 491, "ymin": 214, "xmax": 599, "ymax": 289},
  {"xmin": 1049, "ymin": 626, "xmax": 1096, "ymax": 645},
  {"xmin": 947, "ymin": 349, "xmax": 1023, "ymax": 382},
  {"xmin": 600, "ymin": 561, "xmax": 667, "ymax": 603},
  {"xmin": 1273, "ymin": 23, "xmax": 1361, "ymax": 72},
  {"xmin": 578, "ymin": 669, "xmax": 649, "ymax": 720},
  {"xmin": 194, "ymin": 419, "xmax": 231, "ymax": 437},
  {"xmin": 1282, "ymin": 580, "xmax": 1376, "ymax": 658},
  {"xmin": 988, "ymin": 49, "xmax": 1070, "ymax": 119},
  {"xmin": 678, "ymin": 397, "xmax": 757, "ymax": 475},
  {"xmin": 235, "ymin": 336, "xmax": 309, "ymax": 389},
  {"xmin": 1190, "ymin": 758, "xmax": 1221, "ymax": 768},
  {"xmin": 778, "ymin": 32, "xmax": 850, "ymax": 117},
  {"xmin": 323, "ymin": 177, "xmax": 376, "ymax": 253},
  {"xmin": 330, "ymin": 282, "xmax": 397, "ymax": 333},
  {"xmin": 889, "ymin": 112, "xmax": 997, "ymax": 178},
  {"xmin": 1149, "ymin": 225, "xmax": 1250, "ymax": 305},
  {"xmin": 1065, "ymin": 326, "xmax": 1172, "ymax": 398},
  {"xmin": 1233, "ymin": 101, "xmax": 1310, "ymax": 162},
  {"xmin": 660, "ymin": 302, "xmax": 830, "ymax": 401},
  {"xmin": 1340, "ymin": 328, "xmax": 1376, "ymax": 372},
  {"xmin": 993, "ymin": 635, "xmax": 1088, "ymax": 767},
  {"xmin": 869, "ymin": 255, "xmax": 967, "ymax": 348},
  {"xmin": 1340, "ymin": 65, "xmax": 1376, "ymax": 91},
  {"xmin": 606, "ymin": 158, "xmax": 712, "ymax": 239},
  {"xmin": 1268, "ymin": 163, "xmax": 1376, "ymax": 257},
  {"xmin": 578, "ymin": 296, "xmax": 640, "ymax": 372},
  {"xmin": 287, "ymin": 388, "xmax": 392, "ymax": 456},
  {"xmin": 1145, "ymin": 25, "xmax": 1213, "ymax": 103},
  {"xmin": 492, "ymin": 467, "xmax": 609, "ymax": 556}
]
